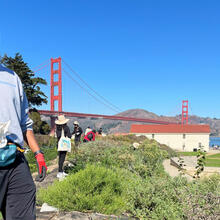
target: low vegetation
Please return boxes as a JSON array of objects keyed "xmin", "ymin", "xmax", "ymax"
[{"xmin": 38, "ymin": 135, "xmax": 220, "ymax": 219}]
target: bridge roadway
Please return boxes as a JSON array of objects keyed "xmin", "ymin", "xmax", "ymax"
[{"xmin": 38, "ymin": 110, "xmax": 174, "ymax": 124}]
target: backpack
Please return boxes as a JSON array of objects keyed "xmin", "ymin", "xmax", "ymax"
[
  {"xmin": 0, "ymin": 121, "xmax": 17, "ymax": 167},
  {"xmin": 87, "ymin": 133, "xmax": 93, "ymax": 141},
  {"xmin": 0, "ymin": 144, "xmax": 17, "ymax": 166}
]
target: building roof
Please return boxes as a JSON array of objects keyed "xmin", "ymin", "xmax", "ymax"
[{"xmin": 130, "ymin": 124, "xmax": 210, "ymax": 134}]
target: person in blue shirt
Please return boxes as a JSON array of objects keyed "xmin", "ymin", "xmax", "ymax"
[{"xmin": 0, "ymin": 64, "xmax": 47, "ymax": 220}]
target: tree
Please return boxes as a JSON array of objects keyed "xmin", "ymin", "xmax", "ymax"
[
  {"xmin": 0, "ymin": 53, "xmax": 47, "ymax": 106},
  {"xmin": 29, "ymin": 109, "xmax": 50, "ymax": 135}
]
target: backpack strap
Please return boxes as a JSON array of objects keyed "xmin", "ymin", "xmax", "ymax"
[{"xmin": 7, "ymin": 142, "xmax": 25, "ymax": 153}]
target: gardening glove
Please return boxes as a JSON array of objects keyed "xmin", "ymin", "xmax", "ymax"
[{"xmin": 35, "ymin": 151, "xmax": 47, "ymax": 182}]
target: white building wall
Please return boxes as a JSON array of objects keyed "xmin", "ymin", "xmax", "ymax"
[{"xmin": 134, "ymin": 133, "xmax": 209, "ymax": 152}]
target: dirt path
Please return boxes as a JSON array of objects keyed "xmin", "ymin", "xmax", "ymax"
[
  {"xmin": 34, "ymin": 159, "xmax": 59, "ymax": 191},
  {"xmin": 163, "ymin": 159, "xmax": 193, "ymax": 181},
  {"xmin": 207, "ymin": 149, "xmax": 220, "ymax": 155},
  {"xmin": 163, "ymin": 156, "xmax": 220, "ymax": 181}
]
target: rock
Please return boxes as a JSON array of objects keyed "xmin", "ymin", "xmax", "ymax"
[
  {"xmin": 133, "ymin": 142, "xmax": 140, "ymax": 149},
  {"xmin": 40, "ymin": 203, "xmax": 58, "ymax": 212},
  {"xmin": 52, "ymin": 211, "xmax": 89, "ymax": 220},
  {"xmin": 171, "ymin": 156, "xmax": 197, "ymax": 168},
  {"xmin": 68, "ymin": 162, "xmax": 74, "ymax": 167},
  {"xmin": 90, "ymin": 213, "xmax": 130, "ymax": 219}
]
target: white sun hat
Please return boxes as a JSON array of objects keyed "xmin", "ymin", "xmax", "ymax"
[
  {"xmin": 55, "ymin": 115, "xmax": 69, "ymax": 125},
  {"xmin": 73, "ymin": 121, "xmax": 79, "ymax": 125}
]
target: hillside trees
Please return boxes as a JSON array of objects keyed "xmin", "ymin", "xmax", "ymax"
[{"xmin": 29, "ymin": 109, "xmax": 50, "ymax": 135}]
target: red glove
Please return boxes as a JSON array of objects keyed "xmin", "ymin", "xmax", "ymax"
[{"xmin": 35, "ymin": 151, "xmax": 47, "ymax": 182}]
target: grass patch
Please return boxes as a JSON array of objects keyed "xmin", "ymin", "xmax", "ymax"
[
  {"xmin": 206, "ymin": 153, "xmax": 220, "ymax": 167},
  {"xmin": 178, "ymin": 152, "xmax": 199, "ymax": 156},
  {"xmin": 205, "ymin": 158, "xmax": 220, "ymax": 167},
  {"xmin": 207, "ymin": 153, "xmax": 220, "ymax": 159}
]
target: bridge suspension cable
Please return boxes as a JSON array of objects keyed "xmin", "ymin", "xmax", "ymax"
[
  {"xmin": 63, "ymin": 68, "xmax": 120, "ymax": 113},
  {"xmin": 62, "ymin": 59, "xmax": 122, "ymax": 113},
  {"xmin": 32, "ymin": 63, "xmax": 50, "ymax": 74},
  {"xmin": 32, "ymin": 60, "xmax": 50, "ymax": 71}
]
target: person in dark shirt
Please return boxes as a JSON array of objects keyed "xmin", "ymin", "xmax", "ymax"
[
  {"xmin": 72, "ymin": 121, "xmax": 83, "ymax": 147},
  {"xmin": 55, "ymin": 115, "xmax": 71, "ymax": 179},
  {"xmin": 98, "ymin": 127, "xmax": 103, "ymax": 135}
]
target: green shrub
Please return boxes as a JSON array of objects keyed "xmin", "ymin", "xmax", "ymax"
[
  {"xmin": 123, "ymin": 172, "xmax": 187, "ymax": 219},
  {"xmin": 180, "ymin": 175, "xmax": 220, "ymax": 219},
  {"xmin": 102, "ymin": 134, "xmax": 147, "ymax": 144},
  {"xmin": 136, "ymin": 140, "xmax": 168, "ymax": 177},
  {"xmin": 124, "ymin": 173, "xmax": 220, "ymax": 219},
  {"xmin": 66, "ymin": 138, "xmax": 168, "ymax": 178},
  {"xmin": 38, "ymin": 164, "xmax": 126, "ymax": 215},
  {"xmin": 102, "ymin": 135, "xmax": 176, "ymax": 158}
]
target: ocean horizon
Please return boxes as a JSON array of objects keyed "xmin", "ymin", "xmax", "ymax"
[{"xmin": 210, "ymin": 137, "xmax": 220, "ymax": 147}]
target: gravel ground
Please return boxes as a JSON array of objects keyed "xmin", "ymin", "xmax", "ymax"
[
  {"xmin": 163, "ymin": 156, "xmax": 220, "ymax": 181},
  {"xmin": 163, "ymin": 159, "xmax": 193, "ymax": 181}
]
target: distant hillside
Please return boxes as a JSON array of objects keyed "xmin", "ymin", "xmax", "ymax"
[
  {"xmin": 116, "ymin": 109, "xmax": 220, "ymax": 136},
  {"xmin": 41, "ymin": 109, "xmax": 220, "ymax": 136}
]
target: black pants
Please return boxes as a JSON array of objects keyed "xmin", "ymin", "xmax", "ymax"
[
  {"xmin": 58, "ymin": 151, "xmax": 67, "ymax": 172},
  {"xmin": 74, "ymin": 137, "xmax": 81, "ymax": 147},
  {"xmin": 0, "ymin": 152, "xmax": 36, "ymax": 220}
]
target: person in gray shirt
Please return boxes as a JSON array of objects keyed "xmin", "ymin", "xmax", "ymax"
[{"xmin": 0, "ymin": 63, "xmax": 47, "ymax": 220}]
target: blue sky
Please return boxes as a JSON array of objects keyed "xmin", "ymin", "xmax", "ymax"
[{"xmin": 1, "ymin": 0, "xmax": 220, "ymax": 118}]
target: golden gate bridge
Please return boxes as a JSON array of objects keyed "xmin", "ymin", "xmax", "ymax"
[{"xmin": 34, "ymin": 57, "xmax": 187, "ymax": 131}]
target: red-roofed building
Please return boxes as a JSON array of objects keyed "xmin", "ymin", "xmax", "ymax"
[{"xmin": 130, "ymin": 124, "xmax": 210, "ymax": 152}]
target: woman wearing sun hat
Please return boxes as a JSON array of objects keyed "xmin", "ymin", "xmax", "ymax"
[{"xmin": 55, "ymin": 115, "xmax": 71, "ymax": 179}]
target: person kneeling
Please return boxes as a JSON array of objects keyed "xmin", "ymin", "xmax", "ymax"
[{"xmin": 83, "ymin": 129, "xmax": 96, "ymax": 142}]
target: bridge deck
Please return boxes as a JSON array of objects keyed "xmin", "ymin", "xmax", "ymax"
[{"xmin": 38, "ymin": 110, "xmax": 174, "ymax": 124}]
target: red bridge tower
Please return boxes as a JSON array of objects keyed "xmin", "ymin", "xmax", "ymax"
[
  {"xmin": 182, "ymin": 100, "xmax": 188, "ymax": 124},
  {"xmin": 50, "ymin": 57, "xmax": 62, "ymax": 112}
]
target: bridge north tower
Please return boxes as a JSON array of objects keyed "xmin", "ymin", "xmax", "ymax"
[{"xmin": 50, "ymin": 57, "xmax": 62, "ymax": 112}]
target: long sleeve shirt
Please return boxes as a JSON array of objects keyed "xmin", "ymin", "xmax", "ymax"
[
  {"xmin": 0, "ymin": 64, "xmax": 33, "ymax": 146},
  {"xmin": 72, "ymin": 127, "xmax": 83, "ymax": 141},
  {"xmin": 56, "ymin": 124, "xmax": 71, "ymax": 142}
]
